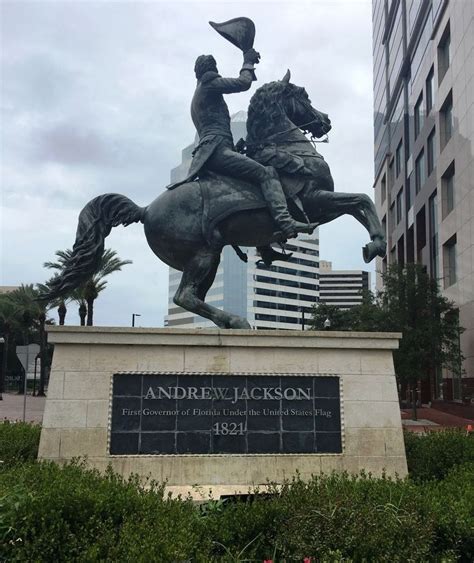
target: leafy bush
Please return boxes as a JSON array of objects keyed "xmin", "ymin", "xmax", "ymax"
[
  {"xmin": 1, "ymin": 428, "xmax": 473, "ymax": 561},
  {"xmin": 277, "ymin": 473, "xmax": 434, "ymax": 561},
  {"xmin": 0, "ymin": 461, "xmax": 208, "ymax": 561},
  {"xmin": 423, "ymin": 462, "xmax": 474, "ymax": 561},
  {"xmin": 404, "ymin": 429, "xmax": 474, "ymax": 481},
  {"xmin": 230, "ymin": 474, "xmax": 434, "ymax": 562},
  {"xmin": 0, "ymin": 421, "xmax": 41, "ymax": 468}
]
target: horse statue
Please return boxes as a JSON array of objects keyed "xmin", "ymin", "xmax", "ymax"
[{"xmin": 42, "ymin": 70, "xmax": 386, "ymax": 329}]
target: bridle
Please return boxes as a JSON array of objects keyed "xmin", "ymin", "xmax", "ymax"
[{"xmin": 251, "ymin": 94, "xmax": 329, "ymax": 149}]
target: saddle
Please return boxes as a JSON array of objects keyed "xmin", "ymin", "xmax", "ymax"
[{"xmin": 199, "ymin": 170, "xmax": 306, "ymax": 245}]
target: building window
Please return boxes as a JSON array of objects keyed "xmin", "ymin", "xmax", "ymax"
[
  {"xmin": 388, "ymin": 158, "xmax": 395, "ymax": 190},
  {"xmin": 396, "ymin": 188, "xmax": 403, "ymax": 224},
  {"xmin": 440, "ymin": 91, "xmax": 453, "ymax": 149},
  {"xmin": 397, "ymin": 234, "xmax": 405, "ymax": 266},
  {"xmin": 414, "ymin": 93, "xmax": 424, "ymax": 139},
  {"xmin": 390, "ymin": 245, "xmax": 396, "ymax": 265},
  {"xmin": 438, "ymin": 22, "xmax": 451, "ymax": 84},
  {"xmin": 395, "ymin": 140, "xmax": 403, "ymax": 177},
  {"xmin": 416, "ymin": 206, "xmax": 426, "ymax": 262},
  {"xmin": 443, "ymin": 234, "xmax": 457, "ymax": 288},
  {"xmin": 389, "ymin": 202, "xmax": 395, "ymax": 231},
  {"xmin": 427, "ymin": 127, "xmax": 436, "ymax": 176},
  {"xmin": 442, "ymin": 161, "xmax": 455, "ymax": 218},
  {"xmin": 415, "ymin": 149, "xmax": 425, "ymax": 194},
  {"xmin": 426, "ymin": 66, "xmax": 434, "ymax": 114},
  {"xmin": 381, "ymin": 174, "xmax": 387, "ymax": 204},
  {"xmin": 429, "ymin": 191, "xmax": 439, "ymax": 279},
  {"xmin": 406, "ymin": 176, "xmax": 412, "ymax": 211}
]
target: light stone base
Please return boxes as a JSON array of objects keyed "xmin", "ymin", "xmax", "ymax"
[{"xmin": 39, "ymin": 327, "xmax": 407, "ymax": 495}]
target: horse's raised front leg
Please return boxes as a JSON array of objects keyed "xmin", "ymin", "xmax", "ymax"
[
  {"xmin": 348, "ymin": 193, "xmax": 387, "ymax": 262},
  {"xmin": 306, "ymin": 191, "xmax": 386, "ymax": 263},
  {"xmin": 173, "ymin": 248, "xmax": 251, "ymax": 329}
]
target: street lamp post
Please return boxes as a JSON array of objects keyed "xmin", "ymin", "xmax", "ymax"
[{"xmin": 131, "ymin": 313, "xmax": 141, "ymax": 327}]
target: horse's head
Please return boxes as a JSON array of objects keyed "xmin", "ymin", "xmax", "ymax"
[{"xmin": 280, "ymin": 69, "xmax": 331, "ymax": 139}]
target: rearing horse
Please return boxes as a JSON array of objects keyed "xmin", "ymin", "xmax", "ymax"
[{"xmin": 43, "ymin": 71, "xmax": 386, "ymax": 329}]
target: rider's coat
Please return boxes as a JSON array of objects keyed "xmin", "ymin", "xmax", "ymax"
[{"xmin": 168, "ymin": 67, "xmax": 255, "ymax": 189}]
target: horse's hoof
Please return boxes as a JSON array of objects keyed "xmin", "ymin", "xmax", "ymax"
[
  {"xmin": 226, "ymin": 315, "xmax": 252, "ymax": 329},
  {"xmin": 363, "ymin": 238, "xmax": 387, "ymax": 263}
]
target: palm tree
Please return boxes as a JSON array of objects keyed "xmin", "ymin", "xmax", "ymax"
[
  {"xmin": 44, "ymin": 248, "xmax": 132, "ymax": 326},
  {"xmin": 0, "ymin": 296, "xmax": 20, "ymax": 400},
  {"xmin": 44, "ymin": 251, "xmax": 82, "ymax": 325},
  {"xmin": 3, "ymin": 285, "xmax": 52, "ymax": 396}
]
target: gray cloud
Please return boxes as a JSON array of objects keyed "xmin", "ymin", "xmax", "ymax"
[{"xmin": 1, "ymin": 0, "xmax": 377, "ymax": 326}]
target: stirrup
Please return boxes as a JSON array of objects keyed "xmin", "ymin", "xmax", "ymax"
[
  {"xmin": 257, "ymin": 246, "xmax": 294, "ymax": 267},
  {"xmin": 274, "ymin": 221, "xmax": 319, "ymax": 240}
]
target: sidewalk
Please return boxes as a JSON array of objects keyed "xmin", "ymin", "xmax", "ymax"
[
  {"xmin": 402, "ymin": 406, "xmax": 473, "ymax": 433},
  {"xmin": 0, "ymin": 393, "xmax": 46, "ymax": 423}
]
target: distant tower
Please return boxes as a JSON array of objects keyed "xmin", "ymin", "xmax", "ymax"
[
  {"xmin": 318, "ymin": 260, "xmax": 370, "ymax": 309},
  {"xmin": 165, "ymin": 112, "xmax": 320, "ymax": 329}
]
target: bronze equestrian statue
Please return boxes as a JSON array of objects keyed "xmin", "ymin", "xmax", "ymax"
[{"xmin": 41, "ymin": 17, "xmax": 386, "ymax": 329}]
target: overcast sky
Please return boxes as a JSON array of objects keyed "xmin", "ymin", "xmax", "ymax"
[{"xmin": 1, "ymin": 0, "xmax": 376, "ymax": 327}]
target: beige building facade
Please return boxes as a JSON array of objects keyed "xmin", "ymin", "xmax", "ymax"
[{"xmin": 372, "ymin": 0, "xmax": 473, "ymax": 402}]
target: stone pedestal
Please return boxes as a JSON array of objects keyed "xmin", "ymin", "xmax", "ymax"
[{"xmin": 39, "ymin": 327, "xmax": 406, "ymax": 497}]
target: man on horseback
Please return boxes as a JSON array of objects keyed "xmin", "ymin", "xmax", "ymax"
[
  {"xmin": 169, "ymin": 48, "xmax": 314, "ymax": 242},
  {"xmin": 39, "ymin": 16, "xmax": 387, "ymax": 331}
]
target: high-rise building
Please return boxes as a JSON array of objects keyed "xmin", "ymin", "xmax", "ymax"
[
  {"xmin": 165, "ymin": 112, "xmax": 320, "ymax": 330},
  {"xmin": 319, "ymin": 261, "xmax": 370, "ymax": 309},
  {"xmin": 372, "ymin": 0, "xmax": 473, "ymax": 401}
]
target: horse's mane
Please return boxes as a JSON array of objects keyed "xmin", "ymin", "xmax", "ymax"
[{"xmin": 246, "ymin": 80, "xmax": 289, "ymax": 145}]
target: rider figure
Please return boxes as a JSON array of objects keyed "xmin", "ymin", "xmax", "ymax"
[{"xmin": 170, "ymin": 48, "xmax": 312, "ymax": 240}]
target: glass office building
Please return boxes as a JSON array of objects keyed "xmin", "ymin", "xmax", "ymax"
[{"xmin": 372, "ymin": 0, "xmax": 473, "ymax": 402}]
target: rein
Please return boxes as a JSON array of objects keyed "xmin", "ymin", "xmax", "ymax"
[
  {"xmin": 247, "ymin": 91, "xmax": 329, "ymax": 151},
  {"xmin": 263, "ymin": 117, "xmax": 321, "ymax": 141}
]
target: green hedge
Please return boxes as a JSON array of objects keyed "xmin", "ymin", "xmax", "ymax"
[
  {"xmin": 1, "ymin": 461, "xmax": 473, "ymax": 562},
  {"xmin": 404, "ymin": 428, "xmax": 474, "ymax": 481},
  {"xmin": 0, "ymin": 421, "xmax": 41, "ymax": 468},
  {"xmin": 0, "ymin": 461, "xmax": 209, "ymax": 561},
  {"xmin": 1, "ymin": 423, "xmax": 473, "ymax": 561}
]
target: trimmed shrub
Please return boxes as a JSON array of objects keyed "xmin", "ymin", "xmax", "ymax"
[
  {"xmin": 271, "ymin": 474, "xmax": 435, "ymax": 562},
  {"xmin": 404, "ymin": 429, "xmax": 474, "ymax": 481},
  {"xmin": 1, "ymin": 427, "xmax": 474, "ymax": 561},
  {"xmin": 424, "ymin": 462, "xmax": 474, "ymax": 561},
  {"xmin": 0, "ymin": 421, "xmax": 41, "ymax": 467},
  {"xmin": 0, "ymin": 461, "xmax": 208, "ymax": 561}
]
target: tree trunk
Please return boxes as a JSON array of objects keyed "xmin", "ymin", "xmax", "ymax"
[
  {"xmin": 18, "ymin": 329, "xmax": 29, "ymax": 395},
  {"xmin": 79, "ymin": 303, "xmax": 87, "ymax": 326},
  {"xmin": 58, "ymin": 300, "xmax": 67, "ymax": 326},
  {"xmin": 0, "ymin": 330, "xmax": 9, "ymax": 400},
  {"xmin": 38, "ymin": 315, "xmax": 46, "ymax": 396},
  {"xmin": 86, "ymin": 298, "xmax": 94, "ymax": 326}
]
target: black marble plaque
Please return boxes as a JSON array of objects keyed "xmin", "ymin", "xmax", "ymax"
[{"xmin": 110, "ymin": 373, "xmax": 342, "ymax": 455}]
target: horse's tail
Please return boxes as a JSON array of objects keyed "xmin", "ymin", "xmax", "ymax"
[{"xmin": 41, "ymin": 193, "xmax": 146, "ymax": 301}]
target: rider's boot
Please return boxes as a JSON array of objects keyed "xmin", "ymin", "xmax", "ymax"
[
  {"xmin": 260, "ymin": 169, "xmax": 317, "ymax": 239},
  {"xmin": 257, "ymin": 245, "xmax": 293, "ymax": 267}
]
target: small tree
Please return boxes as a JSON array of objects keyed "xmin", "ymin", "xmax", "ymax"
[
  {"xmin": 381, "ymin": 264, "xmax": 463, "ymax": 417},
  {"xmin": 309, "ymin": 303, "xmax": 352, "ymax": 331},
  {"xmin": 0, "ymin": 297, "xmax": 21, "ymax": 400},
  {"xmin": 44, "ymin": 248, "xmax": 132, "ymax": 326},
  {"xmin": 6, "ymin": 285, "xmax": 53, "ymax": 396},
  {"xmin": 309, "ymin": 264, "xmax": 464, "ymax": 418}
]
